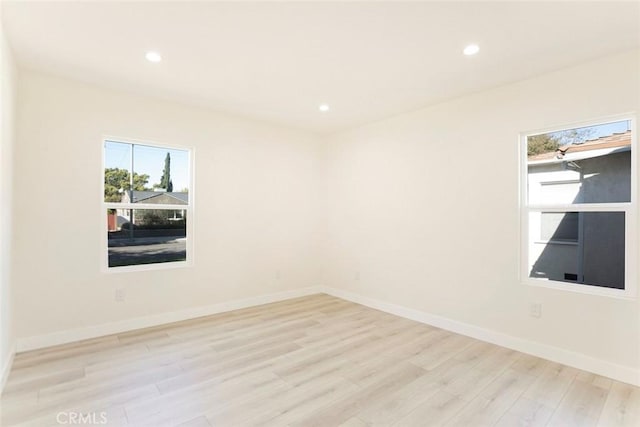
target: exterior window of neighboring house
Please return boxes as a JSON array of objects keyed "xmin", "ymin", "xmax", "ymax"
[
  {"xmin": 103, "ymin": 139, "xmax": 192, "ymax": 270},
  {"xmin": 521, "ymin": 117, "xmax": 636, "ymax": 297}
]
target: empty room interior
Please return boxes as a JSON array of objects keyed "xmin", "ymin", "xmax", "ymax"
[{"xmin": 1, "ymin": 1, "xmax": 639, "ymax": 426}]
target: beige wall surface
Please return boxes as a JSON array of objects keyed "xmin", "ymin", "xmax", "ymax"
[
  {"xmin": 13, "ymin": 70, "xmax": 325, "ymax": 339},
  {"xmin": 0, "ymin": 18, "xmax": 17, "ymax": 385},
  {"xmin": 325, "ymin": 50, "xmax": 640, "ymax": 371}
]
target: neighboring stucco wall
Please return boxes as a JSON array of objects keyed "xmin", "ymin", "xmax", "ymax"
[
  {"xmin": 528, "ymin": 151, "xmax": 630, "ymax": 289},
  {"xmin": 579, "ymin": 151, "xmax": 631, "ymax": 203}
]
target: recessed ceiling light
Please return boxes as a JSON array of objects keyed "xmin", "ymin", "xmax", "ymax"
[
  {"xmin": 463, "ymin": 44, "xmax": 480, "ymax": 56},
  {"xmin": 319, "ymin": 104, "xmax": 330, "ymax": 112},
  {"xmin": 145, "ymin": 51, "xmax": 162, "ymax": 63}
]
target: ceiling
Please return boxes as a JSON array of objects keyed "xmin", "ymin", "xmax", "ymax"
[{"xmin": 3, "ymin": 1, "xmax": 639, "ymax": 134}]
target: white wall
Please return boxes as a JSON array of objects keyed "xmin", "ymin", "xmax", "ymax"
[
  {"xmin": 325, "ymin": 50, "xmax": 640, "ymax": 378},
  {"xmin": 0, "ymin": 18, "xmax": 17, "ymax": 390},
  {"xmin": 13, "ymin": 70, "xmax": 325, "ymax": 343}
]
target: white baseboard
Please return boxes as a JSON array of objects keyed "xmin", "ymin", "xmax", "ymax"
[
  {"xmin": 319, "ymin": 286, "xmax": 640, "ymax": 387},
  {"xmin": 1, "ymin": 341, "xmax": 16, "ymax": 395},
  {"xmin": 16, "ymin": 286, "xmax": 322, "ymax": 353}
]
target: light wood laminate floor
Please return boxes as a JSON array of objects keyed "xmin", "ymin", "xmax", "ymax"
[{"xmin": 1, "ymin": 294, "xmax": 638, "ymax": 427}]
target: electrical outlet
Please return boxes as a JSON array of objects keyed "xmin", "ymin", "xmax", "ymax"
[
  {"xmin": 275, "ymin": 270, "xmax": 281, "ymax": 280},
  {"xmin": 530, "ymin": 303, "xmax": 542, "ymax": 319},
  {"xmin": 355, "ymin": 271, "xmax": 360, "ymax": 281},
  {"xmin": 115, "ymin": 288, "xmax": 126, "ymax": 302}
]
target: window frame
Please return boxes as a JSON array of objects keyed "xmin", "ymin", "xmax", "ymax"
[
  {"xmin": 101, "ymin": 136, "xmax": 195, "ymax": 273},
  {"xmin": 519, "ymin": 114, "xmax": 637, "ymax": 299}
]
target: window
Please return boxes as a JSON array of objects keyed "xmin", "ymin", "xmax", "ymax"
[
  {"xmin": 521, "ymin": 117, "xmax": 636, "ymax": 297},
  {"xmin": 103, "ymin": 138, "xmax": 192, "ymax": 270}
]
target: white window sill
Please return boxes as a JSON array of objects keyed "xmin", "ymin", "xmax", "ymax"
[
  {"xmin": 523, "ymin": 277, "xmax": 634, "ymax": 300},
  {"xmin": 533, "ymin": 240, "xmax": 578, "ymax": 246},
  {"xmin": 103, "ymin": 260, "xmax": 193, "ymax": 274}
]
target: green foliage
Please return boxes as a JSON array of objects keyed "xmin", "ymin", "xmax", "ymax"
[
  {"xmin": 527, "ymin": 134, "xmax": 559, "ymax": 157},
  {"xmin": 159, "ymin": 152, "xmax": 173, "ymax": 192},
  {"xmin": 133, "ymin": 209, "xmax": 186, "ymax": 228},
  {"xmin": 104, "ymin": 168, "xmax": 150, "ymax": 202},
  {"xmin": 528, "ymin": 127, "xmax": 597, "ymax": 157},
  {"xmin": 121, "ymin": 220, "xmax": 185, "ymax": 230}
]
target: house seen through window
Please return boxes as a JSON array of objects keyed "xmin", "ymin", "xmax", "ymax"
[
  {"xmin": 524, "ymin": 119, "xmax": 633, "ymax": 294},
  {"xmin": 104, "ymin": 140, "xmax": 191, "ymax": 269}
]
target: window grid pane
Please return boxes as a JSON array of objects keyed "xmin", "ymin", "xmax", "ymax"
[
  {"xmin": 104, "ymin": 139, "xmax": 191, "ymax": 269},
  {"xmin": 524, "ymin": 120, "xmax": 632, "ymax": 293}
]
